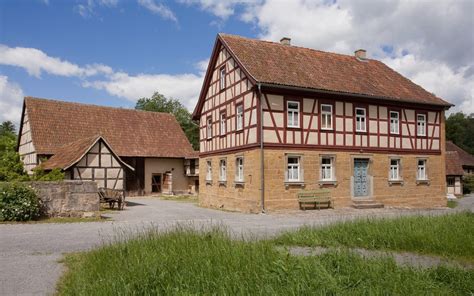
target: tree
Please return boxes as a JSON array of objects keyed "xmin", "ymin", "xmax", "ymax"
[
  {"xmin": 136, "ymin": 93, "xmax": 199, "ymax": 150},
  {"xmin": 446, "ymin": 112, "xmax": 474, "ymax": 154},
  {"xmin": 0, "ymin": 121, "xmax": 28, "ymax": 181},
  {"xmin": 0, "ymin": 121, "xmax": 15, "ymax": 136}
]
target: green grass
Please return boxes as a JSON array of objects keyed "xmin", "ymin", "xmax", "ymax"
[
  {"xmin": 158, "ymin": 194, "xmax": 198, "ymax": 203},
  {"xmin": 447, "ymin": 199, "xmax": 458, "ymax": 208},
  {"xmin": 274, "ymin": 212, "xmax": 474, "ymax": 261},
  {"xmin": 57, "ymin": 227, "xmax": 473, "ymax": 295},
  {"xmin": 0, "ymin": 215, "xmax": 105, "ymax": 224}
]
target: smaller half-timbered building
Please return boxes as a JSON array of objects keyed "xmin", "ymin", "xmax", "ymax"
[
  {"xmin": 18, "ymin": 97, "xmax": 199, "ymax": 195},
  {"xmin": 193, "ymin": 34, "xmax": 453, "ymax": 213}
]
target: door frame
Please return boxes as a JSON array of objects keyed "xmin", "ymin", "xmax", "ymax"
[
  {"xmin": 151, "ymin": 173, "xmax": 163, "ymax": 193},
  {"xmin": 350, "ymin": 155, "xmax": 373, "ymax": 199}
]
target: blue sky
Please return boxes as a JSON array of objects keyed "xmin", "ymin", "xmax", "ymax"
[{"xmin": 1, "ymin": 0, "xmax": 472, "ymax": 125}]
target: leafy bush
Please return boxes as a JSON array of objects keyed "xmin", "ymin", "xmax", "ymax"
[
  {"xmin": 463, "ymin": 175, "xmax": 474, "ymax": 194},
  {"xmin": 31, "ymin": 167, "xmax": 65, "ymax": 181},
  {"xmin": 0, "ymin": 182, "xmax": 41, "ymax": 221}
]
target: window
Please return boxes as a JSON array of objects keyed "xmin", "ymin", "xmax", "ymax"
[
  {"xmin": 389, "ymin": 159, "xmax": 400, "ymax": 180},
  {"xmin": 390, "ymin": 111, "xmax": 399, "ymax": 134},
  {"xmin": 206, "ymin": 117, "xmax": 212, "ymax": 139},
  {"xmin": 321, "ymin": 104, "xmax": 333, "ymax": 130},
  {"xmin": 236, "ymin": 104, "xmax": 243, "ymax": 131},
  {"xmin": 355, "ymin": 108, "xmax": 366, "ymax": 132},
  {"xmin": 235, "ymin": 156, "xmax": 244, "ymax": 182},
  {"xmin": 206, "ymin": 160, "xmax": 212, "ymax": 181},
  {"xmin": 219, "ymin": 66, "xmax": 226, "ymax": 90},
  {"xmin": 286, "ymin": 156, "xmax": 301, "ymax": 182},
  {"xmin": 417, "ymin": 159, "xmax": 427, "ymax": 180},
  {"xmin": 220, "ymin": 112, "xmax": 226, "ymax": 135},
  {"xmin": 219, "ymin": 159, "xmax": 227, "ymax": 181},
  {"xmin": 287, "ymin": 101, "xmax": 300, "ymax": 128},
  {"xmin": 417, "ymin": 114, "xmax": 426, "ymax": 136},
  {"xmin": 321, "ymin": 157, "xmax": 334, "ymax": 181},
  {"xmin": 447, "ymin": 177, "xmax": 455, "ymax": 186}
]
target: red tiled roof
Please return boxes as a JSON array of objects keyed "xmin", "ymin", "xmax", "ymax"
[
  {"xmin": 445, "ymin": 151, "xmax": 464, "ymax": 176},
  {"xmin": 446, "ymin": 141, "xmax": 474, "ymax": 167},
  {"xmin": 219, "ymin": 34, "xmax": 451, "ymax": 107},
  {"xmin": 24, "ymin": 97, "xmax": 195, "ymax": 158}
]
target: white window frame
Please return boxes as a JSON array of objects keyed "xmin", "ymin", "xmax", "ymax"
[
  {"xmin": 321, "ymin": 104, "xmax": 333, "ymax": 130},
  {"xmin": 206, "ymin": 160, "xmax": 212, "ymax": 181},
  {"xmin": 287, "ymin": 101, "xmax": 300, "ymax": 128},
  {"xmin": 236, "ymin": 104, "xmax": 243, "ymax": 131},
  {"xmin": 220, "ymin": 112, "xmax": 226, "ymax": 135},
  {"xmin": 235, "ymin": 156, "xmax": 244, "ymax": 182},
  {"xmin": 355, "ymin": 107, "xmax": 366, "ymax": 132},
  {"xmin": 320, "ymin": 156, "xmax": 334, "ymax": 181},
  {"xmin": 219, "ymin": 66, "xmax": 226, "ymax": 90},
  {"xmin": 286, "ymin": 155, "xmax": 302, "ymax": 182},
  {"xmin": 417, "ymin": 159, "xmax": 427, "ymax": 181},
  {"xmin": 206, "ymin": 117, "xmax": 212, "ymax": 139},
  {"xmin": 219, "ymin": 158, "xmax": 227, "ymax": 182},
  {"xmin": 389, "ymin": 159, "xmax": 401, "ymax": 181},
  {"xmin": 390, "ymin": 111, "xmax": 400, "ymax": 134},
  {"xmin": 417, "ymin": 114, "xmax": 426, "ymax": 136}
]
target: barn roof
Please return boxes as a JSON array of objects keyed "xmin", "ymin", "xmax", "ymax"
[
  {"xmin": 22, "ymin": 97, "xmax": 195, "ymax": 158},
  {"xmin": 446, "ymin": 141, "xmax": 474, "ymax": 167},
  {"xmin": 194, "ymin": 34, "xmax": 452, "ymax": 118},
  {"xmin": 445, "ymin": 151, "xmax": 464, "ymax": 176},
  {"xmin": 41, "ymin": 135, "xmax": 133, "ymax": 171}
]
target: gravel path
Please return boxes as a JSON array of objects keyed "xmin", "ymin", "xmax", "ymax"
[{"xmin": 0, "ymin": 196, "xmax": 469, "ymax": 296}]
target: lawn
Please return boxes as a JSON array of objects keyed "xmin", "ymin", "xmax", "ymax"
[
  {"xmin": 57, "ymin": 224, "xmax": 474, "ymax": 295},
  {"xmin": 0, "ymin": 215, "xmax": 105, "ymax": 224},
  {"xmin": 274, "ymin": 212, "xmax": 474, "ymax": 262}
]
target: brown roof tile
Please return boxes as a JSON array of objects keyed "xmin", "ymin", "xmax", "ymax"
[
  {"xmin": 446, "ymin": 141, "xmax": 474, "ymax": 167},
  {"xmin": 445, "ymin": 151, "xmax": 464, "ymax": 176},
  {"xmin": 24, "ymin": 97, "xmax": 195, "ymax": 158},
  {"xmin": 219, "ymin": 34, "xmax": 451, "ymax": 107}
]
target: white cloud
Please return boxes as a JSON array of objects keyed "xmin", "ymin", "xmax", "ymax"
[
  {"xmin": 137, "ymin": 0, "xmax": 178, "ymax": 22},
  {"xmin": 0, "ymin": 45, "xmax": 113, "ymax": 78},
  {"xmin": 0, "ymin": 76, "xmax": 24, "ymax": 125},
  {"xmin": 74, "ymin": 0, "xmax": 119, "ymax": 18},
  {"xmin": 184, "ymin": 0, "xmax": 474, "ymax": 113}
]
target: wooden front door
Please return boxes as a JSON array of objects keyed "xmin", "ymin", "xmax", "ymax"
[
  {"xmin": 151, "ymin": 174, "xmax": 162, "ymax": 193},
  {"xmin": 354, "ymin": 159, "xmax": 370, "ymax": 197}
]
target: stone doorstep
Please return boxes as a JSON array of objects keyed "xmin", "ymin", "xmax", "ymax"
[
  {"xmin": 352, "ymin": 199, "xmax": 385, "ymax": 209},
  {"xmin": 279, "ymin": 246, "xmax": 473, "ymax": 270}
]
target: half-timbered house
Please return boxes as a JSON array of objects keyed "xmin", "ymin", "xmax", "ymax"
[
  {"xmin": 18, "ymin": 97, "xmax": 199, "ymax": 195},
  {"xmin": 193, "ymin": 34, "xmax": 453, "ymax": 213}
]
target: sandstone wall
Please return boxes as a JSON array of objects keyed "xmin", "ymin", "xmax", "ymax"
[{"xmin": 29, "ymin": 181, "xmax": 99, "ymax": 217}]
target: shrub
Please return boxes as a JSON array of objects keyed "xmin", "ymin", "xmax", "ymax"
[
  {"xmin": 31, "ymin": 167, "xmax": 65, "ymax": 181},
  {"xmin": 463, "ymin": 175, "xmax": 474, "ymax": 194},
  {"xmin": 0, "ymin": 182, "xmax": 41, "ymax": 221}
]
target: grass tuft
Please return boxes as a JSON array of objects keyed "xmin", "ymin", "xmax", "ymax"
[
  {"xmin": 274, "ymin": 212, "xmax": 474, "ymax": 261},
  {"xmin": 57, "ymin": 225, "xmax": 474, "ymax": 295}
]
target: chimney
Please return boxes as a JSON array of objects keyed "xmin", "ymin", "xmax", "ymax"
[
  {"xmin": 354, "ymin": 49, "xmax": 367, "ymax": 60},
  {"xmin": 280, "ymin": 37, "xmax": 291, "ymax": 46}
]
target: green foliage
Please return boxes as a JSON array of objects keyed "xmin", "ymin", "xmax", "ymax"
[
  {"xmin": 31, "ymin": 167, "xmax": 65, "ymax": 181},
  {"xmin": 0, "ymin": 182, "xmax": 41, "ymax": 221},
  {"xmin": 0, "ymin": 121, "xmax": 28, "ymax": 182},
  {"xmin": 136, "ymin": 92, "xmax": 199, "ymax": 150},
  {"xmin": 446, "ymin": 112, "xmax": 474, "ymax": 154},
  {"xmin": 463, "ymin": 175, "xmax": 474, "ymax": 194},
  {"xmin": 57, "ymin": 227, "xmax": 473, "ymax": 295},
  {"xmin": 274, "ymin": 212, "xmax": 474, "ymax": 261}
]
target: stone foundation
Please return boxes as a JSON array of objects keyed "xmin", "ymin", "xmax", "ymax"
[
  {"xmin": 199, "ymin": 148, "xmax": 446, "ymax": 213},
  {"xmin": 29, "ymin": 181, "xmax": 99, "ymax": 217}
]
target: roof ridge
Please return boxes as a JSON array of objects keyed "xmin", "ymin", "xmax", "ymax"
[
  {"xmin": 218, "ymin": 33, "xmax": 377, "ymax": 61},
  {"xmin": 24, "ymin": 96, "xmax": 176, "ymax": 117}
]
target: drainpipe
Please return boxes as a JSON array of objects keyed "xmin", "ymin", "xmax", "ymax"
[{"xmin": 258, "ymin": 83, "xmax": 266, "ymax": 213}]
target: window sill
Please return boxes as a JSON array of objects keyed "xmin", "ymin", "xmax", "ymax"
[
  {"xmin": 416, "ymin": 179, "xmax": 430, "ymax": 185},
  {"xmin": 318, "ymin": 180, "xmax": 338, "ymax": 187},
  {"xmin": 218, "ymin": 180, "xmax": 227, "ymax": 186},
  {"xmin": 388, "ymin": 180, "xmax": 404, "ymax": 186},
  {"xmin": 234, "ymin": 181, "xmax": 245, "ymax": 185},
  {"xmin": 284, "ymin": 182, "xmax": 305, "ymax": 189},
  {"xmin": 287, "ymin": 126, "xmax": 301, "ymax": 130},
  {"xmin": 219, "ymin": 134, "xmax": 226, "ymax": 138},
  {"xmin": 205, "ymin": 180, "xmax": 213, "ymax": 185},
  {"xmin": 206, "ymin": 138, "xmax": 212, "ymax": 141},
  {"xmin": 235, "ymin": 129, "xmax": 244, "ymax": 133},
  {"xmin": 320, "ymin": 128, "xmax": 334, "ymax": 132}
]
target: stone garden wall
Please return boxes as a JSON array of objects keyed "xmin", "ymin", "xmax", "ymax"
[{"xmin": 29, "ymin": 181, "xmax": 99, "ymax": 217}]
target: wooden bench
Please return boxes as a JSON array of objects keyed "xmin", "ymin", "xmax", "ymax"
[
  {"xmin": 98, "ymin": 188, "xmax": 126, "ymax": 210},
  {"xmin": 297, "ymin": 189, "xmax": 333, "ymax": 210}
]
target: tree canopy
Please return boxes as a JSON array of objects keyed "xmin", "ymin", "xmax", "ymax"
[
  {"xmin": 0, "ymin": 121, "xmax": 28, "ymax": 181},
  {"xmin": 446, "ymin": 112, "xmax": 474, "ymax": 154},
  {"xmin": 135, "ymin": 93, "xmax": 199, "ymax": 150}
]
